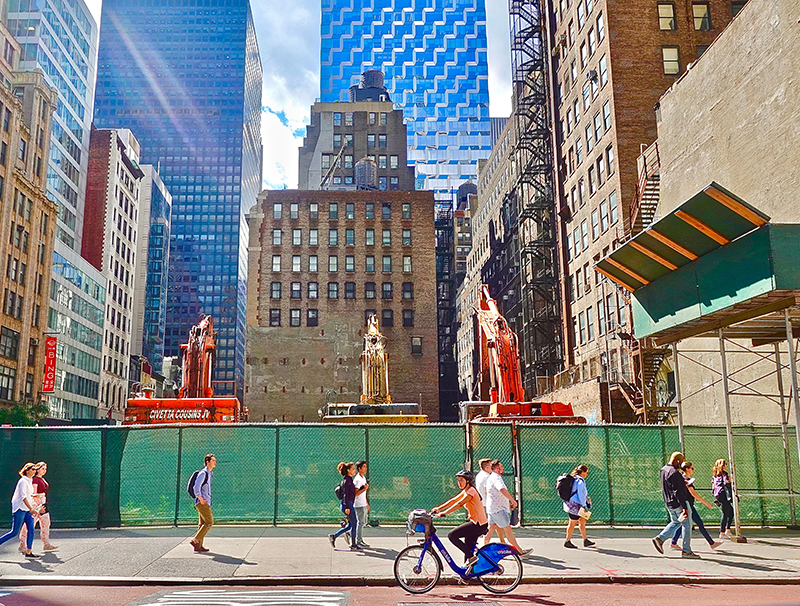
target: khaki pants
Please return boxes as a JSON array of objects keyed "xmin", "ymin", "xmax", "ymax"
[{"xmin": 194, "ymin": 503, "xmax": 214, "ymax": 546}]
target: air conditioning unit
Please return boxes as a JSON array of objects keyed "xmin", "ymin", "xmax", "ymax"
[
  {"xmin": 559, "ymin": 33, "xmax": 567, "ymax": 44},
  {"xmin": 587, "ymin": 70, "xmax": 598, "ymax": 81}
]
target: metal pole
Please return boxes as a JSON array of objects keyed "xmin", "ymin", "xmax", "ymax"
[
  {"xmin": 774, "ymin": 342, "xmax": 796, "ymax": 526},
  {"xmin": 783, "ymin": 310, "xmax": 800, "ymax": 525},
  {"xmin": 672, "ymin": 342, "xmax": 685, "ymax": 454},
  {"xmin": 173, "ymin": 427, "xmax": 183, "ymax": 527},
  {"xmin": 718, "ymin": 330, "xmax": 746, "ymax": 542}
]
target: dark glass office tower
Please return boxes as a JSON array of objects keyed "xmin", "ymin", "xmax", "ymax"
[{"xmin": 93, "ymin": 0, "xmax": 263, "ymax": 393}]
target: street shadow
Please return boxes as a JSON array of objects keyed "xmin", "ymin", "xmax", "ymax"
[
  {"xmin": 208, "ymin": 554, "xmax": 257, "ymax": 566},
  {"xmin": 359, "ymin": 547, "xmax": 398, "ymax": 561},
  {"xmin": 447, "ymin": 591, "xmax": 565, "ymax": 604},
  {"xmin": 0, "ymin": 558, "xmax": 50, "ymax": 573},
  {"xmin": 522, "ymin": 554, "xmax": 580, "ymax": 571},
  {"xmin": 755, "ymin": 539, "xmax": 800, "ymax": 550},
  {"xmin": 707, "ymin": 557, "xmax": 798, "ymax": 574},
  {"xmin": 594, "ymin": 547, "xmax": 652, "ymax": 559},
  {"xmin": 709, "ymin": 549, "xmax": 788, "ymax": 562}
]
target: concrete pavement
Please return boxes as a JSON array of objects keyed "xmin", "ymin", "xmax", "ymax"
[{"xmin": 1, "ymin": 526, "xmax": 800, "ymax": 585}]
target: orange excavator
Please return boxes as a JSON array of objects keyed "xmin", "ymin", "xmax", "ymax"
[
  {"xmin": 124, "ymin": 316, "xmax": 246, "ymax": 424},
  {"xmin": 459, "ymin": 284, "xmax": 585, "ymax": 424}
]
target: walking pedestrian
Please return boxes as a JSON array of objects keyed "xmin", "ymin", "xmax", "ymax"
[
  {"xmin": 329, "ymin": 462, "xmax": 359, "ymax": 551},
  {"xmin": 712, "ymin": 458, "xmax": 735, "ymax": 539},
  {"xmin": 19, "ymin": 462, "xmax": 57, "ymax": 552},
  {"xmin": 189, "ymin": 453, "xmax": 216, "ymax": 553},
  {"xmin": 670, "ymin": 461, "xmax": 721, "ymax": 551},
  {"xmin": 431, "ymin": 469, "xmax": 488, "ymax": 571},
  {"xmin": 0, "ymin": 462, "xmax": 40, "ymax": 558},
  {"xmin": 483, "ymin": 460, "xmax": 530, "ymax": 555},
  {"xmin": 563, "ymin": 464, "xmax": 595, "ymax": 549},
  {"xmin": 353, "ymin": 460, "xmax": 370, "ymax": 548},
  {"xmin": 652, "ymin": 451, "xmax": 698, "ymax": 558},
  {"xmin": 475, "ymin": 458, "xmax": 492, "ymax": 501}
]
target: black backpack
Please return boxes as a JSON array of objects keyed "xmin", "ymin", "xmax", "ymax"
[
  {"xmin": 334, "ymin": 479, "xmax": 344, "ymax": 501},
  {"xmin": 556, "ymin": 473, "xmax": 576, "ymax": 501},
  {"xmin": 187, "ymin": 469, "xmax": 209, "ymax": 499}
]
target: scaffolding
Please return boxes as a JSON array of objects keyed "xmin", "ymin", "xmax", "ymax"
[{"xmin": 508, "ymin": 0, "xmax": 563, "ymax": 396}]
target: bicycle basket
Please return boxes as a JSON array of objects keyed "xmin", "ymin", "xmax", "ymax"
[{"xmin": 406, "ymin": 509, "xmax": 434, "ymax": 536}]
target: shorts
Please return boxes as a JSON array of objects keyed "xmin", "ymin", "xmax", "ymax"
[
  {"xmin": 488, "ymin": 509, "xmax": 511, "ymax": 528},
  {"xmin": 568, "ymin": 513, "xmax": 581, "ymax": 521}
]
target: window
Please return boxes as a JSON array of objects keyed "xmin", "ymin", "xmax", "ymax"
[
  {"xmin": 588, "ymin": 27, "xmax": 597, "ymax": 55},
  {"xmin": 328, "ymin": 282, "xmax": 339, "ymax": 299},
  {"xmin": 365, "ymin": 255, "xmax": 375, "ymax": 273},
  {"xmin": 599, "ymin": 55, "xmax": 608, "ymax": 85},
  {"xmin": 292, "ymin": 229, "xmax": 302, "ymax": 246},
  {"xmin": 333, "ymin": 133, "xmax": 341, "ymax": 148},
  {"xmin": 579, "ymin": 312, "xmax": 587, "ymax": 344},
  {"xmin": 290, "ymin": 282, "xmax": 301, "ymax": 299},
  {"xmin": 606, "ymin": 145, "xmax": 615, "ymax": 174},
  {"xmin": 345, "ymin": 255, "xmax": 355, "ymax": 272},
  {"xmin": 591, "ymin": 209, "xmax": 599, "ymax": 240},
  {"xmin": 581, "ymin": 219, "xmax": 589, "ymax": 250},
  {"xmin": 382, "ymin": 202, "xmax": 391, "ymax": 220},
  {"xmin": 585, "ymin": 125, "xmax": 594, "ymax": 153},
  {"xmin": 289, "ymin": 203, "xmax": 299, "ymax": 219},
  {"xmin": 329, "ymin": 203, "xmax": 338, "ymax": 219},
  {"xmin": 577, "ymin": 0, "xmax": 586, "ymax": 28},
  {"xmin": 382, "ymin": 229, "xmax": 391, "ymax": 246},
  {"xmin": 290, "ymin": 309, "xmax": 301, "ymax": 327},
  {"xmin": 576, "ymin": 137, "xmax": 583, "ymax": 165},
  {"xmin": 380, "ymin": 112, "xmax": 388, "ymax": 125},
  {"xmin": 568, "ymin": 20, "xmax": 575, "ymax": 46},
  {"xmin": 697, "ymin": 44, "xmax": 709, "ymax": 58},
  {"xmin": 344, "ymin": 228, "xmax": 355, "ymax": 246},
  {"xmin": 272, "ymin": 203, "xmax": 282, "ymax": 219},
  {"xmin": 309, "ymin": 255, "xmax": 318, "ymax": 272},
  {"xmin": 345, "ymin": 202, "xmax": 355, "ymax": 220},
  {"xmin": 402, "ymin": 282, "xmax": 413, "ymax": 300},
  {"xmin": 365, "ymin": 203, "xmax": 374, "ymax": 220},
  {"xmin": 658, "ymin": 3, "xmax": 676, "ymax": 30},
  {"xmin": 365, "ymin": 282, "xmax": 376, "ymax": 299},
  {"xmin": 731, "ymin": 1, "xmax": 747, "ymax": 17},
  {"xmin": 402, "ymin": 229, "xmax": 412, "ymax": 246},
  {"xmin": 344, "ymin": 112, "xmax": 353, "ymax": 126},
  {"xmin": 328, "ymin": 229, "xmax": 338, "ymax": 246},
  {"xmin": 365, "ymin": 309, "xmax": 376, "ymax": 325},
  {"xmin": 378, "ymin": 134, "xmax": 387, "ymax": 147},
  {"xmin": 662, "ymin": 47, "xmax": 680, "ymax": 75},
  {"xmin": 270, "ymin": 282, "xmax": 281, "ymax": 299},
  {"xmin": 587, "ymin": 307, "xmax": 595, "ymax": 341},
  {"xmin": 596, "ymin": 12, "xmax": 605, "ymax": 40},
  {"xmin": 573, "ymin": 227, "xmax": 581, "ymax": 257},
  {"xmin": 609, "ymin": 190, "xmax": 618, "ymax": 224},
  {"xmin": 600, "ymin": 199, "xmax": 609, "ymax": 231},
  {"xmin": 0, "ymin": 327, "xmax": 19, "ymax": 360},
  {"xmin": 321, "ymin": 154, "xmax": 331, "ymax": 170},
  {"xmin": 403, "ymin": 256, "xmax": 412, "ymax": 273},
  {"xmin": 309, "ymin": 229, "xmax": 318, "ymax": 246},
  {"xmin": 411, "ymin": 337, "xmax": 422, "ymax": 354},
  {"xmin": 391, "ymin": 156, "xmax": 399, "ymax": 170},
  {"xmin": 382, "ymin": 282, "xmax": 393, "ymax": 299},
  {"xmin": 272, "ymin": 229, "xmax": 282, "ymax": 246},
  {"xmin": 382, "ymin": 309, "xmax": 393, "ymax": 327},
  {"xmin": 309, "ymin": 202, "xmax": 319, "ymax": 220},
  {"xmin": 582, "ymin": 83, "xmax": 591, "ymax": 111},
  {"xmin": 598, "ymin": 299, "xmax": 606, "ymax": 336},
  {"xmin": 307, "ymin": 309, "xmax": 318, "ymax": 327},
  {"xmin": 692, "ymin": 3, "xmax": 711, "ymax": 29},
  {"xmin": 270, "ymin": 309, "xmax": 281, "ymax": 326},
  {"xmin": 308, "ymin": 282, "xmax": 318, "ymax": 299},
  {"xmin": 378, "ymin": 155, "xmax": 387, "ymax": 169},
  {"xmin": 382, "ymin": 255, "xmax": 392, "ymax": 273},
  {"xmin": 403, "ymin": 310, "xmax": 414, "ymax": 327},
  {"xmin": 588, "ymin": 166, "xmax": 596, "ymax": 195},
  {"xmin": 594, "ymin": 112, "xmax": 603, "ymax": 143},
  {"xmin": 272, "ymin": 255, "xmax": 281, "ymax": 272},
  {"xmin": 602, "ymin": 100, "xmax": 612, "ymax": 131},
  {"xmin": 367, "ymin": 133, "xmax": 376, "ymax": 147},
  {"xmin": 345, "ymin": 282, "xmax": 356, "ymax": 299},
  {"xmin": 597, "ymin": 155, "xmax": 605, "ymax": 186},
  {"xmin": 369, "ymin": 112, "xmax": 376, "ymax": 125},
  {"xmin": 580, "ymin": 42, "xmax": 588, "ymax": 68},
  {"xmin": 579, "ymin": 179, "xmax": 586, "ymax": 206},
  {"xmin": 292, "ymin": 255, "xmax": 301, "ymax": 272},
  {"xmin": 328, "ymin": 255, "xmax": 338, "ymax": 272},
  {"xmin": 573, "ymin": 98, "xmax": 580, "ymax": 124},
  {"xmin": 333, "ymin": 112, "xmax": 342, "ymax": 126}
]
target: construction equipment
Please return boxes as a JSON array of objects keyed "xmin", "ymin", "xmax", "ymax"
[
  {"xmin": 460, "ymin": 285, "xmax": 585, "ymax": 424},
  {"xmin": 124, "ymin": 316, "xmax": 246, "ymax": 424}
]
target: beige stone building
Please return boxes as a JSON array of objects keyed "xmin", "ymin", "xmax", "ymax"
[{"xmin": 245, "ymin": 189, "xmax": 439, "ymax": 421}]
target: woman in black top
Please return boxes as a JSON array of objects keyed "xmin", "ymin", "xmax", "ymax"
[{"xmin": 328, "ymin": 462, "xmax": 360, "ymax": 551}]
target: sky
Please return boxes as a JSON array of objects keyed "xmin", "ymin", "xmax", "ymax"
[{"xmin": 83, "ymin": 0, "xmax": 512, "ymax": 191}]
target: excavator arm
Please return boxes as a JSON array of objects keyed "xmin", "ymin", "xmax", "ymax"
[{"xmin": 179, "ymin": 315, "xmax": 216, "ymax": 399}]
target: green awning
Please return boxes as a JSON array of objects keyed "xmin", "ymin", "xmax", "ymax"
[{"xmin": 595, "ymin": 182, "xmax": 770, "ymax": 292}]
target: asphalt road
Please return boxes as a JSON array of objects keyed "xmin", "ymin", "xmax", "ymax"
[{"xmin": 0, "ymin": 585, "xmax": 799, "ymax": 606}]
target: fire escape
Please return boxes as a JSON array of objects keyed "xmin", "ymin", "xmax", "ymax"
[{"xmin": 508, "ymin": 0, "xmax": 563, "ymax": 396}]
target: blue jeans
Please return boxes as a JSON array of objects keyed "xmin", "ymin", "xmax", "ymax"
[
  {"xmin": 0, "ymin": 509, "xmax": 34, "ymax": 550},
  {"xmin": 333, "ymin": 502, "xmax": 357, "ymax": 545},
  {"xmin": 658, "ymin": 503, "xmax": 692, "ymax": 554},
  {"xmin": 673, "ymin": 502, "xmax": 715, "ymax": 546},
  {"xmin": 354, "ymin": 506, "xmax": 368, "ymax": 543}
]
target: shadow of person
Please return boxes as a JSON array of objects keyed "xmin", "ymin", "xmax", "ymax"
[
  {"xmin": 447, "ymin": 591, "xmax": 566, "ymax": 605},
  {"xmin": 209, "ymin": 554, "xmax": 257, "ymax": 566},
  {"xmin": 522, "ymin": 553, "xmax": 580, "ymax": 571},
  {"xmin": 594, "ymin": 547, "xmax": 652, "ymax": 559},
  {"xmin": 358, "ymin": 546, "xmax": 399, "ymax": 561}
]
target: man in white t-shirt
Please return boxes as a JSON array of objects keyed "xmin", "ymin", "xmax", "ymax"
[
  {"xmin": 484, "ymin": 460, "xmax": 529, "ymax": 555},
  {"xmin": 353, "ymin": 461, "xmax": 370, "ymax": 548},
  {"xmin": 475, "ymin": 459, "xmax": 492, "ymax": 501}
]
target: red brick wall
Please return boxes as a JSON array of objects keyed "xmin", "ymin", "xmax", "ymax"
[{"xmin": 82, "ymin": 126, "xmax": 112, "ymax": 272}]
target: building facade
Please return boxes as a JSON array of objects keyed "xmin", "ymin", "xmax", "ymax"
[
  {"xmin": 83, "ymin": 127, "xmax": 143, "ymax": 420},
  {"xmin": 319, "ymin": 0, "xmax": 491, "ymax": 203},
  {"xmin": 0, "ymin": 19, "xmax": 58, "ymax": 410},
  {"xmin": 131, "ymin": 164, "xmax": 171, "ymax": 376},
  {"xmin": 245, "ymin": 189, "xmax": 439, "ymax": 421},
  {"xmin": 549, "ymin": 0, "xmax": 736, "ymax": 421},
  {"xmin": 93, "ymin": 0, "xmax": 263, "ymax": 398}
]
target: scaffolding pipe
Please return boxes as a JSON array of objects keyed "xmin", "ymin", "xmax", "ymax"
[
  {"xmin": 773, "ymin": 342, "xmax": 797, "ymax": 526},
  {"xmin": 783, "ymin": 310, "xmax": 800, "ymax": 524},
  {"xmin": 672, "ymin": 342, "xmax": 685, "ymax": 454}
]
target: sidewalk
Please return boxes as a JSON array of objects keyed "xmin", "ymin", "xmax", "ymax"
[{"xmin": 2, "ymin": 526, "xmax": 800, "ymax": 586}]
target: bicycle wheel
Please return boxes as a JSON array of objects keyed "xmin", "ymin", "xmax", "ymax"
[
  {"xmin": 478, "ymin": 551, "xmax": 523, "ymax": 594},
  {"xmin": 394, "ymin": 545, "xmax": 442, "ymax": 594}
]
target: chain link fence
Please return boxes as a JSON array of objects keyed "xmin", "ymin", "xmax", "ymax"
[{"xmin": 0, "ymin": 423, "xmax": 797, "ymax": 528}]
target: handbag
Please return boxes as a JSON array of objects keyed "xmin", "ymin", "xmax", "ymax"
[
  {"xmin": 510, "ymin": 508, "xmax": 519, "ymax": 526},
  {"xmin": 578, "ymin": 507, "xmax": 592, "ymax": 520}
]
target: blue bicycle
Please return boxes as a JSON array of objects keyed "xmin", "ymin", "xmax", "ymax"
[{"xmin": 394, "ymin": 510, "xmax": 523, "ymax": 594}]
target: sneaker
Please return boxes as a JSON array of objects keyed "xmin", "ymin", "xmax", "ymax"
[
  {"xmin": 719, "ymin": 533, "xmax": 729, "ymax": 540},
  {"xmin": 43, "ymin": 544, "xmax": 59, "ymax": 551},
  {"xmin": 583, "ymin": 539, "xmax": 595, "ymax": 547},
  {"xmin": 710, "ymin": 541, "xmax": 722, "ymax": 549},
  {"xmin": 564, "ymin": 540, "xmax": 577, "ymax": 549},
  {"xmin": 350, "ymin": 545, "xmax": 363, "ymax": 552},
  {"xmin": 328, "ymin": 534, "xmax": 336, "ymax": 548},
  {"xmin": 669, "ymin": 543, "xmax": 682, "ymax": 550},
  {"xmin": 23, "ymin": 553, "xmax": 40, "ymax": 558},
  {"xmin": 682, "ymin": 551, "xmax": 701, "ymax": 559},
  {"xmin": 517, "ymin": 548, "xmax": 532, "ymax": 555},
  {"xmin": 652, "ymin": 536, "xmax": 664, "ymax": 554},
  {"xmin": 357, "ymin": 542, "xmax": 370, "ymax": 548}
]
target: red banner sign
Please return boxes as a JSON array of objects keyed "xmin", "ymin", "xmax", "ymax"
[{"xmin": 42, "ymin": 336, "xmax": 57, "ymax": 392}]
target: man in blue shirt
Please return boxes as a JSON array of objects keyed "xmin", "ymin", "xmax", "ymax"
[{"xmin": 190, "ymin": 454, "xmax": 216, "ymax": 553}]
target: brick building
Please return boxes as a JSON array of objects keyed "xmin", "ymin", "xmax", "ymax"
[
  {"xmin": 0, "ymin": 21, "xmax": 58, "ymax": 409},
  {"xmin": 550, "ymin": 0, "xmax": 738, "ymax": 421},
  {"xmin": 245, "ymin": 189, "xmax": 439, "ymax": 421}
]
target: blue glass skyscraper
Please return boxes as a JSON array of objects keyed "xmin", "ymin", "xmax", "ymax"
[
  {"xmin": 320, "ymin": 0, "xmax": 491, "ymax": 203},
  {"xmin": 93, "ymin": 0, "xmax": 263, "ymax": 392}
]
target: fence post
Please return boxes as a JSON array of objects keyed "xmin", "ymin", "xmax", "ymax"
[
  {"xmin": 365, "ymin": 426, "xmax": 370, "ymax": 469},
  {"xmin": 272, "ymin": 426, "xmax": 280, "ymax": 526},
  {"xmin": 173, "ymin": 427, "xmax": 183, "ymax": 527},
  {"xmin": 465, "ymin": 421, "xmax": 473, "ymax": 470},
  {"xmin": 750, "ymin": 427, "xmax": 767, "ymax": 526},
  {"xmin": 604, "ymin": 426, "xmax": 615, "ymax": 525},
  {"xmin": 513, "ymin": 422, "xmax": 523, "ymax": 526},
  {"xmin": 96, "ymin": 427, "xmax": 107, "ymax": 529}
]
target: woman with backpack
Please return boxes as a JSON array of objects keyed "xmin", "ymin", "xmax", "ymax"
[
  {"xmin": 328, "ymin": 462, "xmax": 359, "ymax": 551},
  {"xmin": 712, "ymin": 458, "xmax": 735, "ymax": 539},
  {"xmin": 563, "ymin": 464, "xmax": 594, "ymax": 549},
  {"xmin": 669, "ymin": 461, "xmax": 721, "ymax": 551}
]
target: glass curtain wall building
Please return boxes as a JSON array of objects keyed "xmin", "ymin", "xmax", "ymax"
[
  {"xmin": 320, "ymin": 0, "xmax": 491, "ymax": 204},
  {"xmin": 93, "ymin": 0, "xmax": 263, "ymax": 393}
]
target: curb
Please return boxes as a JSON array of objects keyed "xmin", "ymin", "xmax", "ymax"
[{"xmin": 2, "ymin": 575, "xmax": 800, "ymax": 587}]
